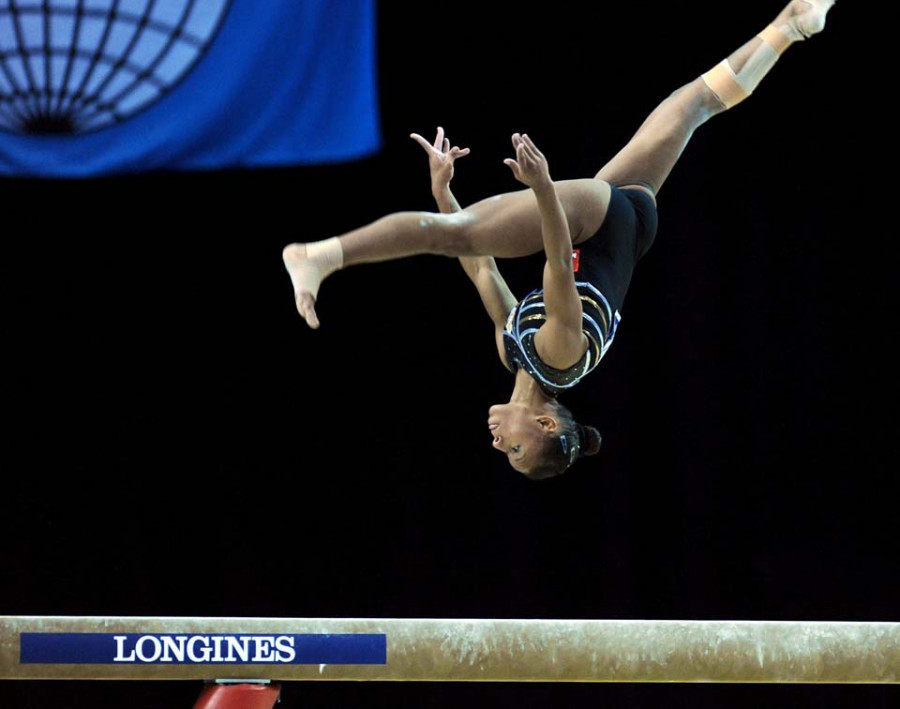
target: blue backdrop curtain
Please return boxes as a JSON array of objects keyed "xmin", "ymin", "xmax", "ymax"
[{"xmin": 0, "ymin": 0, "xmax": 380, "ymax": 176}]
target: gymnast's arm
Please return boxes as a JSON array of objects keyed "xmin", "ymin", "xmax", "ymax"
[
  {"xmin": 411, "ymin": 128, "xmax": 517, "ymax": 368},
  {"xmin": 504, "ymin": 134, "xmax": 586, "ymax": 368}
]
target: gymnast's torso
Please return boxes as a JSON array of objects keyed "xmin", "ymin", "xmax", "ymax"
[{"xmin": 501, "ymin": 185, "xmax": 659, "ymax": 397}]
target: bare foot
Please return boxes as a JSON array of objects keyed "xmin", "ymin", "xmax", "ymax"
[
  {"xmin": 296, "ymin": 291, "xmax": 319, "ymax": 329},
  {"xmin": 282, "ymin": 243, "xmax": 322, "ymax": 329}
]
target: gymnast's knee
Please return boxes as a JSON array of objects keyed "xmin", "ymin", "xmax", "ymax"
[
  {"xmin": 675, "ymin": 78, "xmax": 724, "ymax": 118},
  {"xmin": 428, "ymin": 212, "xmax": 478, "ymax": 257}
]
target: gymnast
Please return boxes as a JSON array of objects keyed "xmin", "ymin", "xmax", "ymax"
[{"xmin": 283, "ymin": 0, "xmax": 835, "ymax": 480}]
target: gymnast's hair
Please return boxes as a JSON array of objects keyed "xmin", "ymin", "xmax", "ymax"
[{"xmin": 526, "ymin": 400, "xmax": 602, "ymax": 480}]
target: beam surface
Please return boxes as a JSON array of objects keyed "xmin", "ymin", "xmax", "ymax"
[{"xmin": 1, "ymin": 617, "xmax": 898, "ymax": 683}]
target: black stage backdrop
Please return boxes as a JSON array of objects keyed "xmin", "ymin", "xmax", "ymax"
[{"xmin": 2, "ymin": 3, "xmax": 896, "ymax": 708}]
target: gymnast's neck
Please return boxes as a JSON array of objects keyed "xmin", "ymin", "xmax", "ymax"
[{"xmin": 509, "ymin": 369, "xmax": 554, "ymax": 408}]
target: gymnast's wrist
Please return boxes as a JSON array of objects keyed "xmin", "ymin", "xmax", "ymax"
[
  {"xmin": 431, "ymin": 181, "xmax": 452, "ymax": 197},
  {"xmin": 530, "ymin": 178, "xmax": 556, "ymax": 197}
]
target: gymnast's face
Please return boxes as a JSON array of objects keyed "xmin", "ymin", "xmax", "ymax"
[{"xmin": 487, "ymin": 403, "xmax": 556, "ymax": 474}]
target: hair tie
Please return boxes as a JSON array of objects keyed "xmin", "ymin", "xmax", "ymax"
[{"xmin": 558, "ymin": 430, "xmax": 582, "ymax": 466}]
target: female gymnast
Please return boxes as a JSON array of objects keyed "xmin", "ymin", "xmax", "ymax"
[{"xmin": 283, "ymin": 0, "xmax": 835, "ymax": 480}]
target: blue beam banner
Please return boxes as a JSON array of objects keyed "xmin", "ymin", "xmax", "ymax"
[
  {"xmin": 0, "ymin": 0, "xmax": 381, "ymax": 176},
  {"xmin": 20, "ymin": 633, "xmax": 388, "ymax": 664}
]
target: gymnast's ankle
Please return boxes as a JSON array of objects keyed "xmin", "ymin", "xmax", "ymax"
[{"xmin": 282, "ymin": 238, "xmax": 344, "ymax": 328}]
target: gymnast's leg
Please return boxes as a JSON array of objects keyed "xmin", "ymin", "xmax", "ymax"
[
  {"xmin": 594, "ymin": 0, "xmax": 836, "ymax": 195},
  {"xmin": 283, "ymin": 192, "xmax": 534, "ymax": 328},
  {"xmin": 285, "ymin": 0, "xmax": 835, "ymax": 329},
  {"xmin": 283, "ymin": 181, "xmax": 606, "ymax": 328}
]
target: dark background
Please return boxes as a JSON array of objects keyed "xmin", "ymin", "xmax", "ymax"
[{"xmin": 2, "ymin": 2, "xmax": 896, "ymax": 707}]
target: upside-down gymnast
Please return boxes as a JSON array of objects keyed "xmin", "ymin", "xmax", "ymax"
[{"xmin": 284, "ymin": 0, "xmax": 835, "ymax": 480}]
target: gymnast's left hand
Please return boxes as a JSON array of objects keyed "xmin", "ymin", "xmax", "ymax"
[
  {"xmin": 410, "ymin": 126, "xmax": 470, "ymax": 190},
  {"xmin": 504, "ymin": 133, "xmax": 552, "ymax": 191}
]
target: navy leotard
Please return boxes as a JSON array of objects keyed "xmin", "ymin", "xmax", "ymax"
[{"xmin": 502, "ymin": 186, "xmax": 658, "ymax": 397}]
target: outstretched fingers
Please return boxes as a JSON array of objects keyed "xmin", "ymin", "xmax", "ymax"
[
  {"xmin": 504, "ymin": 133, "xmax": 550, "ymax": 188},
  {"xmin": 410, "ymin": 132, "xmax": 432, "ymax": 151},
  {"xmin": 503, "ymin": 157, "xmax": 522, "ymax": 181},
  {"xmin": 520, "ymin": 133, "xmax": 543, "ymax": 157},
  {"xmin": 508, "ymin": 134, "xmax": 535, "ymax": 167},
  {"xmin": 516, "ymin": 134, "xmax": 543, "ymax": 166},
  {"xmin": 503, "ymin": 149, "xmax": 522, "ymax": 178},
  {"xmin": 410, "ymin": 127, "xmax": 470, "ymax": 160},
  {"xmin": 504, "ymin": 133, "xmax": 522, "ymax": 175}
]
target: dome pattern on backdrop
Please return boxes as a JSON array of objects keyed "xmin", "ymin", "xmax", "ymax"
[{"xmin": 0, "ymin": 0, "xmax": 230, "ymax": 135}]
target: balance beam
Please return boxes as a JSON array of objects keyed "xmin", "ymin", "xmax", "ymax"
[{"xmin": 1, "ymin": 617, "xmax": 897, "ymax": 683}]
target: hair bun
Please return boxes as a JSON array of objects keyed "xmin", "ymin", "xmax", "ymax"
[{"xmin": 583, "ymin": 426, "xmax": 602, "ymax": 456}]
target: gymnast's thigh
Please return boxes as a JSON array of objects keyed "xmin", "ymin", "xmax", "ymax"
[
  {"xmin": 462, "ymin": 179, "xmax": 612, "ymax": 258},
  {"xmin": 460, "ymin": 187, "xmax": 545, "ymax": 258}
]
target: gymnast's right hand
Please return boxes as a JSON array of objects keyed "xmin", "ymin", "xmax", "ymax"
[
  {"xmin": 410, "ymin": 126, "xmax": 470, "ymax": 191},
  {"xmin": 504, "ymin": 133, "xmax": 552, "ymax": 191}
]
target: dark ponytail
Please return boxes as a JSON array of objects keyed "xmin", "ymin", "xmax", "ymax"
[
  {"xmin": 579, "ymin": 424, "xmax": 603, "ymax": 457},
  {"xmin": 526, "ymin": 402, "xmax": 602, "ymax": 480}
]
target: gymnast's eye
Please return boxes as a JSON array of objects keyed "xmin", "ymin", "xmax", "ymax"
[{"xmin": 511, "ymin": 445, "xmax": 521, "ymax": 454}]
